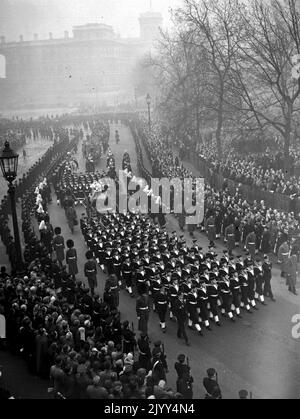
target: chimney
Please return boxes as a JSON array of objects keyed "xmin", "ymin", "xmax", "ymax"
[
  {"xmin": 0, "ymin": 36, "xmax": 5, "ymax": 44},
  {"xmin": 34, "ymin": 33, "xmax": 38, "ymax": 41},
  {"xmin": 49, "ymin": 32, "xmax": 53, "ymax": 40},
  {"xmin": 64, "ymin": 31, "xmax": 69, "ymax": 39},
  {"xmin": 19, "ymin": 35, "xmax": 23, "ymax": 42}
]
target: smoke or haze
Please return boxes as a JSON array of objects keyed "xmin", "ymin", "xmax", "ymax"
[{"xmin": 0, "ymin": 0, "xmax": 182, "ymax": 41}]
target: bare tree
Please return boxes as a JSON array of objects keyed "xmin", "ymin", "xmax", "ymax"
[
  {"xmin": 233, "ymin": 0, "xmax": 300, "ymax": 173},
  {"xmin": 175, "ymin": 0, "xmax": 243, "ymax": 157}
]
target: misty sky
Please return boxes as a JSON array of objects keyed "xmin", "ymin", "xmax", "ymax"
[{"xmin": 0, "ymin": 0, "xmax": 182, "ymax": 42}]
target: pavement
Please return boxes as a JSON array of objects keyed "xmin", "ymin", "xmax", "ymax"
[{"xmin": 1, "ymin": 122, "xmax": 300, "ymax": 399}]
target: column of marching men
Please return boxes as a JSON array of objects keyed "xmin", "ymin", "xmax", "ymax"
[
  {"xmin": 52, "ymin": 140, "xmax": 275, "ymax": 347},
  {"xmin": 80, "ymin": 209, "xmax": 273, "ymax": 346}
]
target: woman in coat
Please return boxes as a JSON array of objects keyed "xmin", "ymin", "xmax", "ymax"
[{"xmin": 66, "ymin": 239, "xmax": 78, "ymax": 279}]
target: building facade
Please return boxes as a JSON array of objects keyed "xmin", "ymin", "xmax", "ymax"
[{"xmin": 0, "ymin": 11, "xmax": 163, "ymax": 109}]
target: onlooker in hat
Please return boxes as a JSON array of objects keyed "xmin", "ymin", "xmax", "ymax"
[{"xmin": 203, "ymin": 368, "xmax": 222, "ymax": 399}]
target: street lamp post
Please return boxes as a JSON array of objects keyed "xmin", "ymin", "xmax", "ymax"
[
  {"xmin": 0, "ymin": 141, "xmax": 23, "ymax": 272},
  {"xmin": 146, "ymin": 93, "xmax": 151, "ymax": 132}
]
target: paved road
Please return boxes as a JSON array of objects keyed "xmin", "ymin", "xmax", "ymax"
[{"xmin": 1, "ymin": 122, "xmax": 300, "ymax": 399}]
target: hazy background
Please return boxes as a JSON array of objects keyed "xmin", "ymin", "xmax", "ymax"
[{"xmin": 0, "ymin": 0, "xmax": 182, "ymax": 41}]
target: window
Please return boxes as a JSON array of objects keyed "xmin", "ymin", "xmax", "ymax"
[{"xmin": 0, "ymin": 54, "xmax": 6, "ymax": 78}]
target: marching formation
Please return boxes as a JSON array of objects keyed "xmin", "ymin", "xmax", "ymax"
[{"xmin": 81, "ymin": 194, "xmax": 274, "ymax": 347}]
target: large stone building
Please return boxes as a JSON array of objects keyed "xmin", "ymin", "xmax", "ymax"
[{"xmin": 0, "ymin": 11, "xmax": 163, "ymax": 110}]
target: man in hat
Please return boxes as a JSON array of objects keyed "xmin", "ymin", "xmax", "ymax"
[
  {"xmin": 206, "ymin": 215, "xmax": 216, "ymax": 247},
  {"xmin": 239, "ymin": 389, "xmax": 249, "ymax": 399},
  {"xmin": 137, "ymin": 333, "xmax": 152, "ymax": 372},
  {"xmin": 286, "ymin": 253, "xmax": 298, "ymax": 295},
  {"xmin": 84, "ymin": 251, "xmax": 98, "ymax": 296},
  {"xmin": 155, "ymin": 286, "xmax": 168, "ymax": 333},
  {"xmin": 173, "ymin": 293, "xmax": 190, "ymax": 346},
  {"xmin": 225, "ymin": 223, "xmax": 235, "ymax": 256},
  {"xmin": 278, "ymin": 240, "xmax": 290, "ymax": 278},
  {"xmin": 245, "ymin": 231, "xmax": 256, "ymax": 260},
  {"xmin": 186, "ymin": 286, "xmax": 203, "ymax": 336},
  {"xmin": 207, "ymin": 279, "xmax": 221, "ymax": 326},
  {"xmin": 263, "ymin": 255, "xmax": 275, "ymax": 302},
  {"xmin": 121, "ymin": 256, "xmax": 134, "ymax": 297},
  {"xmin": 175, "ymin": 354, "xmax": 193, "ymax": 399},
  {"xmin": 136, "ymin": 288, "xmax": 150, "ymax": 336},
  {"xmin": 122, "ymin": 321, "xmax": 136, "ymax": 355},
  {"xmin": 151, "ymin": 344, "xmax": 167, "ymax": 385},
  {"xmin": 203, "ymin": 368, "xmax": 222, "ymax": 399},
  {"xmin": 104, "ymin": 274, "xmax": 120, "ymax": 310}
]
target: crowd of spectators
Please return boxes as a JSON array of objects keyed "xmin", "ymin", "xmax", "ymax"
[
  {"xmin": 136, "ymin": 121, "xmax": 300, "ymax": 256},
  {"xmin": 171, "ymin": 128, "xmax": 300, "ymax": 198}
]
